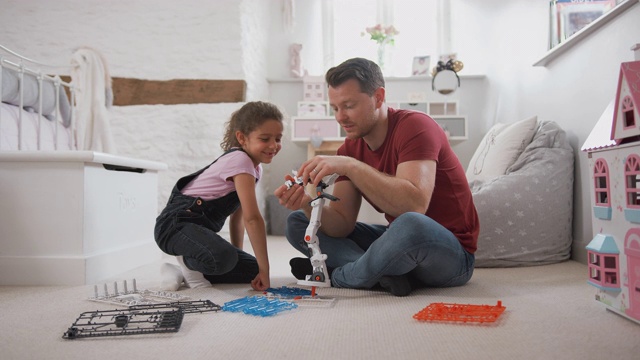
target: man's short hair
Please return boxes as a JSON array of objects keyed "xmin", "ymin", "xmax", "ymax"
[{"xmin": 325, "ymin": 58, "xmax": 385, "ymax": 96}]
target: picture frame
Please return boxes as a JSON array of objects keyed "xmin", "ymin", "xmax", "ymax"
[
  {"xmin": 411, "ymin": 56, "xmax": 430, "ymax": 76},
  {"xmin": 438, "ymin": 53, "xmax": 457, "ymax": 63},
  {"xmin": 552, "ymin": 0, "xmax": 616, "ymax": 44}
]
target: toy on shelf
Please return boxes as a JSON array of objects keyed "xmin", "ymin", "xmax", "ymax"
[
  {"xmin": 581, "ymin": 45, "xmax": 640, "ymax": 325},
  {"xmin": 413, "ymin": 301, "xmax": 506, "ymax": 324},
  {"xmin": 302, "ymin": 76, "xmax": 326, "ymax": 101},
  {"xmin": 222, "ymin": 296, "xmax": 298, "ymax": 317},
  {"xmin": 285, "ymin": 172, "xmax": 340, "ymax": 294}
]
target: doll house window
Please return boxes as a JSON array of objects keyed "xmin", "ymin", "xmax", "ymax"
[
  {"xmin": 588, "ymin": 256, "xmax": 619, "ymax": 287},
  {"xmin": 594, "ymin": 159, "xmax": 610, "ymax": 206},
  {"xmin": 603, "ymin": 256, "xmax": 618, "ymax": 286},
  {"xmin": 625, "ymin": 154, "xmax": 640, "ymax": 208},
  {"xmin": 586, "ymin": 234, "xmax": 620, "ymax": 291},
  {"xmin": 622, "ymin": 96, "xmax": 635, "ymax": 128}
]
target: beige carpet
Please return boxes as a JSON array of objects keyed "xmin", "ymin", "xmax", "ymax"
[{"xmin": 1, "ymin": 236, "xmax": 638, "ymax": 360}]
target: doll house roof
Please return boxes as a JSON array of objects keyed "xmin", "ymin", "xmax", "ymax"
[
  {"xmin": 586, "ymin": 234, "xmax": 619, "ymax": 254},
  {"xmin": 582, "ymin": 60, "xmax": 640, "ymax": 152},
  {"xmin": 611, "ymin": 60, "xmax": 640, "ymax": 140},
  {"xmin": 581, "ymin": 99, "xmax": 617, "ymax": 152}
]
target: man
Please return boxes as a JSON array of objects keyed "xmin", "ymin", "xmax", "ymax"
[{"xmin": 274, "ymin": 58, "xmax": 478, "ymax": 296}]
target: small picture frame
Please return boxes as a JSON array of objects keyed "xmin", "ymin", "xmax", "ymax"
[
  {"xmin": 297, "ymin": 101, "xmax": 330, "ymax": 117},
  {"xmin": 439, "ymin": 53, "xmax": 457, "ymax": 63},
  {"xmin": 412, "ymin": 56, "xmax": 431, "ymax": 76},
  {"xmin": 555, "ymin": 0, "xmax": 616, "ymax": 41}
]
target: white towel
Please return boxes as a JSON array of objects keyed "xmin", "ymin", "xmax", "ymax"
[{"xmin": 70, "ymin": 47, "xmax": 116, "ymax": 153}]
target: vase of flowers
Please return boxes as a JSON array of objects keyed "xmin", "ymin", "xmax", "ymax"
[{"xmin": 363, "ymin": 24, "xmax": 399, "ymax": 71}]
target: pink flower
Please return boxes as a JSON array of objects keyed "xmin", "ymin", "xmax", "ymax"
[{"xmin": 362, "ymin": 24, "xmax": 399, "ymax": 45}]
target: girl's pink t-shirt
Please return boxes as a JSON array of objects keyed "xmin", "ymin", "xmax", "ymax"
[{"xmin": 181, "ymin": 150, "xmax": 261, "ymax": 201}]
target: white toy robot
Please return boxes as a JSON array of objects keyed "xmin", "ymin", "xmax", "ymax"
[{"xmin": 285, "ymin": 172, "xmax": 339, "ymax": 289}]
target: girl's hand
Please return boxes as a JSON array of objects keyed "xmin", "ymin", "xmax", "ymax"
[{"xmin": 250, "ymin": 271, "xmax": 270, "ymax": 291}]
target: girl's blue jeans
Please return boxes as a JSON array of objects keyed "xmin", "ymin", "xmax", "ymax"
[{"xmin": 285, "ymin": 210, "xmax": 475, "ymax": 289}]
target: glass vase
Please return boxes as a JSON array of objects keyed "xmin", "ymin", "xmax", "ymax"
[{"xmin": 377, "ymin": 43, "xmax": 386, "ymax": 71}]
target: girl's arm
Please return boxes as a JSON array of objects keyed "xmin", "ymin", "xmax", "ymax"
[
  {"xmin": 233, "ymin": 173, "xmax": 270, "ymax": 290},
  {"xmin": 229, "ymin": 207, "xmax": 245, "ymax": 249}
]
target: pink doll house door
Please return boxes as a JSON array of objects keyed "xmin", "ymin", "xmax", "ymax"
[{"xmin": 626, "ymin": 234, "xmax": 640, "ymax": 320}]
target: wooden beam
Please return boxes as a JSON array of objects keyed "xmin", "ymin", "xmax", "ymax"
[
  {"xmin": 60, "ymin": 76, "xmax": 246, "ymax": 105},
  {"xmin": 111, "ymin": 77, "xmax": 246, "ymax": 105}
]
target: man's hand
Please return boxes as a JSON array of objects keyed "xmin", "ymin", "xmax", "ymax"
[
  {"xmin": 274, "ymin": 179, "xmax": 310, "ymax": 211},
  {"xmin": 299, "ymin": 155, "xmax": 354, "ymax": 188}
]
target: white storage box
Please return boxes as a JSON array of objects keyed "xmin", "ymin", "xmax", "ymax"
[{"xmin": 0, "ymin": 151, "xmax": 168, "ymax": 285}]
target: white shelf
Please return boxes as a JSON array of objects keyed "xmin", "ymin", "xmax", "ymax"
[
  {"xmin": 267, "ymin": 74, "xmax": 485, "ymax": 84},
  {"xmin": 292, "ymin": 100, "xmax": 467, "ymax": 142},
  {"xmin": 534, "ymin": 0, "xmax": 639, "ymax": 67},
  {"xmin": 388, "ymin": 101, "xmax": 467, "ymax": 139}
]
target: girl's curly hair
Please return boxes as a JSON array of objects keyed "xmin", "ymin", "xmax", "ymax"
[{"xmin": 220, "ymin": 101, "xmax": 284, "ymax": 151}]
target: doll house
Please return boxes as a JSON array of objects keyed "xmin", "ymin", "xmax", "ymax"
[
  {"xmin": 582, "ymin": 44, "xmax": 640, "ymax": 325},
  {"xmin": 302, "ymin": 76, "xmax": 326, "ymax": 101}
]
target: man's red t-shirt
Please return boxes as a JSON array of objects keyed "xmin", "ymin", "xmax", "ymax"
[{"xmin": 336, "ymin": 107, "xmax": 479, "ymax": 254}]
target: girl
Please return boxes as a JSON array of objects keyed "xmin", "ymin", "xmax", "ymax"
[{"xmin": 155, "ymin": 101, "xmax": 284, "ymax": 291}]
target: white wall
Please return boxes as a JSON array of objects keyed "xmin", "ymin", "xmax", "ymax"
[
  {"xmin": 267, "ymin": 0, "xmax": 326, "ymax": 78},
  {"xmin": 451, "ymin": 0, "xmax": 640, "ymax": 263},
  {"xmin": 3, "ymin": 0, "xmax": 639, "ymax": 262},
  {"xmin": 0, "ymin": 0, "xmax": 270, "ymax": 217}
]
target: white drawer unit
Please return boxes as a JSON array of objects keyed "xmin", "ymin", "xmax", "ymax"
[
  {"xmin": 291, "ymin": 116, "xmax": 345, "ymax": 142},
  {"xmin": 388, "ymin": 101, "xmax": 458, "ymax": 115},
  {"xmin": 396, "ymin": 102, "xmax": 429, "ymax": 113},
  {"xmin": 0, "ymin": 151, "xmax": 168, "ymax": 285},
  {"xmin": 388, "ymin": 101, "xmax": 467, "ymax": 140},
  {"xmin": 432, "ymin": 115, "xmax": 468, "ymax": 140}
]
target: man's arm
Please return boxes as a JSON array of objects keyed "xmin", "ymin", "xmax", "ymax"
[
  {"xmin": 310, "ymin": 179, "xmax": 362, "ymax": 238},
  {"xmin": 300, "ymin": 155, "xmax": 435, "ymax": 218},
  {"xmin": 347, "ymin": 159, "xmax": 435, "ymax": 217}
]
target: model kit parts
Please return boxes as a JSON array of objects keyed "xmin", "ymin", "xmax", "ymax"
[
  {"xmin": 63, "ymin": 308, "xmax": 184, "ymax": 339},
  {"xmin": 413, "ymin": 301, "xmax": 506, "ymax": 324},
  {"xmin": 264, "ymin": 286, "xmax": 312, "ymax": 298},
  {"xmin": 222, "ymin": 296, "xmax": 298, "ymax": 316}
]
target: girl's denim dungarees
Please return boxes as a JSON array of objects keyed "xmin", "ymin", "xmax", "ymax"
[{"xmin": 154, "ymin": 149, "xmax": 258, "ymax": 284}]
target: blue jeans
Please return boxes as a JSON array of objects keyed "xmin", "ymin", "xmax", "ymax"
[
  {"xmin": 285, "ymin": 210, "xmax": 474, "ymax": 289},
  {"xmin": 161, "ymin": 220, "xmax": 259, "ymax": 284}
]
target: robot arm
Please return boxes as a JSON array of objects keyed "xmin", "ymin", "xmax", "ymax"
[{"xmin": 284, "ymin": 172, "xmax": 339, "ymax": 288}]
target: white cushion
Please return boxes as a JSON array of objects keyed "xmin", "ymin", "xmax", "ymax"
[{"xmin": 466, "ymin": 116, "xmax": 538, "ymax": 182}]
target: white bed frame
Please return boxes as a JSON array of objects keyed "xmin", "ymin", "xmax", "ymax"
[
  {"xmin": 0, "ymin": 45, "xmax": 168, "ymax": 286},
  {"xmin": 0, "ymin": 44, "xmax": 74, "ymax": 151}
]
